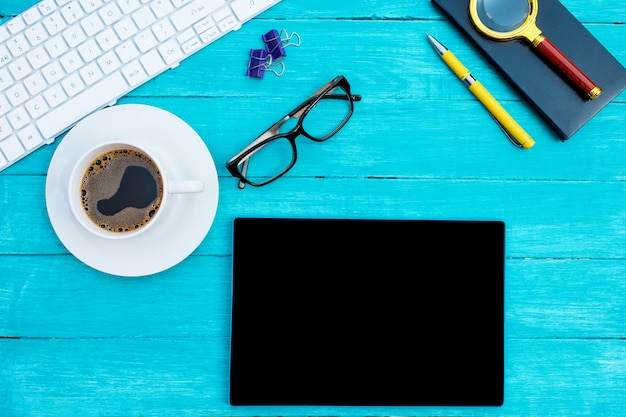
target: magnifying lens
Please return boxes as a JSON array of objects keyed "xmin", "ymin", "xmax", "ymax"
[{"xmin": 469, "ymin": 0, "xmax": 602, "ymax": 99}]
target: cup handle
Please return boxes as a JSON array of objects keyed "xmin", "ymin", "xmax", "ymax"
[{"xmin": 169, "ymin": 180, "xmax": 204, "ymax": 194}]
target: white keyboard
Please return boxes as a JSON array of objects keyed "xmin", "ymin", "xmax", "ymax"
[{"xmin": 0, "ymin": 0, "xmax": 281, "ymax": 171}]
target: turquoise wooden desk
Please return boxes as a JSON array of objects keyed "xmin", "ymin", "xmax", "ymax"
[{"xmin": 2, "ymin": 0, "xmax": 625, "ymax": 415}]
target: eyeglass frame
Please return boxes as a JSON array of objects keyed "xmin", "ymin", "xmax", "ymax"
[{"xmin": 225, "ymin": 75, "xmax": 362, "ymax": 188}]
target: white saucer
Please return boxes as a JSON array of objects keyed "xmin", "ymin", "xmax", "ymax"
[{"xmin": 45, "ymin": 104, "xmax": 219, "ymax": 277}]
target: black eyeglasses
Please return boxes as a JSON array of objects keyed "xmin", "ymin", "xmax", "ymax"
[{"xmin": 226, "ymin": 75, "xmax": 361, "ymax": 188}]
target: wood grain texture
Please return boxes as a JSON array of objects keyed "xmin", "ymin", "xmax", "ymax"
[{"xmin": 1, "ymin": 0, "xmax": 626, "ymax": 416}]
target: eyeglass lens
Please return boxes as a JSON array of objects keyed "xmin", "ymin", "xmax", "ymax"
[
  {"xmin": 302, "ymin": 84, "xmax": 353, "ymax": 140},
  {"xmin": 239, "ymin": 83, "xmax": 353, "ymax": 184},
  {"xmin": 239, "ymin": 137, "xmax": 295, "ymax": 182}
]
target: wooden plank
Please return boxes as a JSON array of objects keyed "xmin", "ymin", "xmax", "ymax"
[
  {"xmin": 2, "ymin": 255, "xmax": 626, "ymax": 338},
  {"xmin": 2, "ymin": 0, "xmax": 626, "ymax": 23},
  {"xmin": 0, "ymin": 255, "xmax": 232, "ymax": 338},
  {"xmin": 1, "ymin": 337, "xmax": 625, "ymax": 416},
  {"xmin": 3, "ymin": 173, "xmax": 626, "ymax": 256},
  {"xmin": 2, "ymin": 94, "xmax": 626, "ymax": 178}
]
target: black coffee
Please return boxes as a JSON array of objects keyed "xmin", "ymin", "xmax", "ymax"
[{"xmin": 80, "ymin": 148, "xmax": 164, "ymax": 234}]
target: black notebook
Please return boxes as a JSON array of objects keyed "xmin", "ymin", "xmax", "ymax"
[
  {"xmin": 432, "ymin": 0, "xmax": 626, "ymax": 140},
  {"xmin": 229, "ymin": 218, "xmax": 505, "ymax": 406}
]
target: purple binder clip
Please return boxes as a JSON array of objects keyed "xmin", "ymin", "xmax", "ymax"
[
  {"xmin": 246, "ymin": 49, "xmax": 284, "ymax": 79},
  {"xmin": 262, "ymin": 29, "xmax": 301, "ymax": 61}
]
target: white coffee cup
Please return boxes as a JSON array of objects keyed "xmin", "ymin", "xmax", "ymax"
[{"xmin": 68, "ymin": 142, "xmax": 204, "ymax": 239}]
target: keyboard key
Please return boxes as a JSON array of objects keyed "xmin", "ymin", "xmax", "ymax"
[
  {"xmin": 25, "ymin": 23, "xmax": 49, "ymax": 46},
  {"xmin": 43, "ymin": 84, "xmax": 68, "ymax": 107},
  {"xmin": 171, "ymin": 0, "xmax": 222, "ymax": 31},
  {"xmin": 150, "ymin": 0, "xmax": 174, "ymax": 19},
  {"xmin": 79, "ymin": 62, "xmax": 104, "ymax": 85},
  {"xmin": 122, "ymin": 61, "xmax": 147, "ymax": 85},
  {"xmin": 6, "ymin": 84, "xmax": 29, "ymax": 106},
  {"xmin": 117, "ymin": 0, "xmax": 141, "ymax": 14},
  {"xmin": 63, "ymin": 25, "xmax": 87, "ymax": 48},
  {"xmin": 61, "ymin": 2, "xmax": 86, "ymax": 25},
  {"xmin": 212, "ymin": 7, "xmax": 231, "ymax": 21},
  {"xmin": 182, "ymin": 36, "xmax": 202, "ymax": 54},
  {"xmin": 23, "ymin": 6, "xmax": 43, "ymax": 25},
  {"xmin": 97, "ymin": 51, "xmax": 121, "ymax": 74},
  {"xmin": 26, "ymin": 46, "xmax": 51, "ymax": 69},
  {"xmin": 152, "ymin": 20, "xmax": 175, "ymax": 41},
  {"xmin": 194, "ymin": 16, "xmax": 213, "ymax": 34},
  {"xmin": 38, "ymin": 0, "xmax": 58, "ymax": 16},
  {"xmin": 7, "ymin": 107, "xmax": 31, "ymax": 130},
  {"xmin": 62, "ymin": 73, "xmax": 86, "ymax": 96},
  {"xmin": 199, "ymin": 25, "xmax": 220, "ymax": 43},
  {"xmin": 81, "ymin": 13, "xmax": 105, "ymax": 36},
  {"xmin": 24, "ymin": 72, "xmax": 47, "ymax": 95},
  {"xmin": 78, "ymin": 39, "xmax": 102, "ymax": 62},
  {"xmin": 157, "ymin": 39, "xmax": 183, "ymax": 65},
  {"xmin": 79, "ymin": 0, "xmax": 104, "ymax": 14},
  {"xmin": 37, "ymin": 72, "xmax": 128, "ymax": 138},
  {"xmin": 177, "ymin": 28, "xmax": 195, "ymax": 44},
  {"xmin": 100, "ymin": 2, "xmax": 123, "ymax": 25},
  {"xmin": 18, "ymin": 125, "xmax": 44, "ymax": 150},
  {"xmin": 139, "ymin": 49, "xmax": 165, "ymax": 75},
  {"xmin": 132, "ymin": 6, "xmax": 156, "ymax": 29},
  {"xmin": 115, "ymin": 41, "xmax": 139, "ymax": 63},
  {"xmin": 96, "ymin": 28, "xmax": 121, "ymax": 51},
  {"xmin": 0, "ymin": 68, "xmax": 13, "ymax": 91},
  {"xmin": 7, "ymin": 34, "xmax": 31, "ymax": 57},
  {"xmin": 134, "ymin": 30, "xmax": 158, "ymax": 52},
  {"xmin": 60, "ymin": 50, "xmax": 84, "ymax": 73},
  {"xmin": 0, "ymin": 45, "xmax": 14, "ymax": 67},
  {"xmin": 41, "ymin": 61, "xmax": 65, "ymax": 84},
  {"xmin": 25, "ymin": 96, "xmax": 50, "ymax": 118},
  {"xmin": 114, "ymin": 17, "xmax": 139, "ymax": 40},
  {"xmin": 0, "ymin": 95, "xmax": 11, "ymax": 116},
  {"xmin": 7, "ymin": 17, "xmax": 26, "ymax": 35},
  {"xmin": 44, "ymin": 35, "xmax": 69, "ymax": 58},
  {"xmin": 0, "ymin": 118, "xmax": 13, "ymax": 139},
  {"xmin": 0, "ymin": 135, "xmax": 25, "ymax": 161},
  {"xmin": 0, "ymin": 27, "xmax": 9, "ymax": 44},
  {"xmin": 172, "ymin": 0, "xmax": 193, "ymax": 7},
  {"xmin": 231, "ymin": 0, "xmax": 274, "ymax": 21},
  {"xmin": 8, "ymin": 57, "xmax": 33, "ymax": 81},
  {"xmin": 42, "ymin": 12, "xmax": 68, "ymax": 35},
  {"xmin": 217, "ymin": 13, "xmax": 239, "ymax": 32}
]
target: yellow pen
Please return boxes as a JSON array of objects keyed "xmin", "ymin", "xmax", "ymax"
[{"xmin": 426, "ymin": 33, "xmax": 535, "ymax": 149}]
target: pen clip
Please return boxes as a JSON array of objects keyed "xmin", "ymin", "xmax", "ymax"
[{"xmin": 488, "ymin": 113, "xmax": 523, "ymax": 148}]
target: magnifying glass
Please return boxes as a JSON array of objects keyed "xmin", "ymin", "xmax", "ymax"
[{"xmin": 469, "ymin": 0, "xmax": 602, "ymax": 100}]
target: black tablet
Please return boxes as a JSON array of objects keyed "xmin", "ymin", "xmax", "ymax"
[{"xmin": 229, "ymin": 218, "xmax": 505, "ymax": 406}]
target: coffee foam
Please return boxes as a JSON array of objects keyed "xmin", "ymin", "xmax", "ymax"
[{"xmin": 80, "ymin": 148, "xmax": 164, "ymax": 233}]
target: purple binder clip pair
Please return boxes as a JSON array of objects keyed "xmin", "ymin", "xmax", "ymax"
[
  {"xmin": 246, "ymin": 49, "xmax": 285, "ymax": 79},
  {"xmin": 246, "ymin": 29, "xmax": 301, "ymax": 79}
]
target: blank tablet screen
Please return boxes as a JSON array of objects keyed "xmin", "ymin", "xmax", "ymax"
[{"xmin": 229, "ymin": 218, "xmax": 504, "ymax": 406}]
